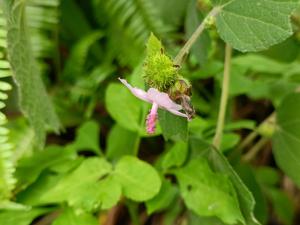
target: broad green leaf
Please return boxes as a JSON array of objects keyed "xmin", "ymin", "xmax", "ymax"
[
  {"xmin": 0, "ymin": 208, "xmax": 51, "ymax": 225},
  {"xmin": 105, "ymin": 83, "xmax": 143, "ymax": 132},
  {"xmin": 71, "ymin": 120, "xmax": 101, "ymax": 154},
  {"xmin": 190, "ymin": 138, "xmax": 260, "ymax": 225},
  {"xmin": 52, "ymin": 207, "xmax": 98, "ymax": 225},
  {"xmin": 162, "ymin": 141, "xmax": 188, "ymax": 170},
  {"xmin": 188, "ymin": 211, "xmax": 226, "ymax": 225},
  {"xmin": 158, "ymin": 109, "xmax": 188, "ymax": 141},
  {"xmin": 106, "ymin": 124, "xmax": 139, "ymax": 161},
  {"xmin": 146, "ymin": 179, "xmax": 178, "ymax": 214},
  {"xmin": 2, "ymin": 0, "xmax": 60, "ymax": 148},
  {"xmin": 175, "ymin": 158, "xmax": 244, "ymax": 224},
  {"xmin": 114, "ymin": 156, "xmax": 161, "ymax": 201},
  {"xmin": 214, "ymin": 0, "xmax": 298, "ymax": 52},
  {"xmin": 272, "ymin": 93, "xmax": 300, "ymax": 187}
]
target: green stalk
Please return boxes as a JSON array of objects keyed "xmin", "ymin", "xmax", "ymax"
[
  {"xmin": 174, "ymin": 7, "xmax": 220, "ymax": 66},
  {"xmin": 213, "ymin": 44, "xmax": 232, "ymax": 149}
]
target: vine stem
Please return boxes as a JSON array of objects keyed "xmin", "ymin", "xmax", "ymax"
[
  {"xmin": 213, "ymin": 44, "xmax": 232, "ymax": 149},
  {"xmin": 174, "ymin": 7, "xmax": 220, "ymax": 66}
]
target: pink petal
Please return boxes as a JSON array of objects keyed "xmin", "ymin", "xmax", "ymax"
[
  {"xmin": 118, "ymin": 78, "xmax": 151, "ymax": 103},
  {"xmin": 146, "ymin": 103, "xmax": 158, "ymax": 134},
  {"xmin": 147, "ymin": 88, "xmax": 182, "ymax": 111},
  {"xmin": 167, "ymin": 108, "xmax": 189, "ymax": 118}
]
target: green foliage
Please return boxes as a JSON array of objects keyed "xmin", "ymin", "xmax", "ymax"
[
  {"xmin": 1, "ymin": 0, "xmax": 300, "ymax": 224},
  {"xmin": 214, "ymin": 0, "xmax": 299, "ymax": 52},
  {"xmin": 158, "ymin": 110, "xmax": 188, "ymax": 141},
  {"xmin": 273, "ymin": 93, "xmax": 300, "ymax": 187},
  {"xmin": 114, "ymin": 156, "xmax": 161, "ymax": 201},
  {"xmin": 52, "ymin": 207, "xmax": 99, "ymax": 225},
  {"xmin": 0, "ymin": 8, "xmax": 15, "ymax": 202},
  {"xmin": 175, "ymin": 157, "xmax": 244, "ymax": 224},
  {"xmin": 2, "ymin": 0, "xmax": 60, "ymax": 148}
]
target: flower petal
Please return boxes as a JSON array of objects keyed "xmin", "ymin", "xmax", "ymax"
[
  {"xmin": 167, "ymin": 108, "xmax": 189, "ymax": 118},
  {"xmin": 118, "ymin": 78, "xmax": 151, "ymax": 103},
  {"xmin": 147, "ymin": 88, "xmax": 182, "ymax": 111}
]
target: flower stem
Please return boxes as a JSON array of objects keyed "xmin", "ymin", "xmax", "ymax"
[
  {"xmin": 174, "ymin": 7, "xmax": 220, "ymax": 66},
  {"xmin": 213, "ymin": 44, "xmax": 232, "ymax": 149}
]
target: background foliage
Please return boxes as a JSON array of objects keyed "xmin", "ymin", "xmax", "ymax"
[{"xmin": 0, "ymin": 0, "xmax": 300, "ymax": 225}]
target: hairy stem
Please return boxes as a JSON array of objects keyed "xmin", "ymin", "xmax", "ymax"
[
  {"xmin": 213, "ymin": 44, "xmax": 232, "ymax": 149},
  {"xmin": 174, "ymin": 7, "xmax": 220, "ymax": 66}
]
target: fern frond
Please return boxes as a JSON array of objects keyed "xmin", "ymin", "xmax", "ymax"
[
  {"xmin": 26, "ymin": 0, "xmax": 60, "ymax": 67},
  {"xmin": 95, "ymin": 0, "xmax": 169, "ymax": 66},
  {"xmin": 0, "ymin": 9, "xmax": 16, "ymax": 200}
]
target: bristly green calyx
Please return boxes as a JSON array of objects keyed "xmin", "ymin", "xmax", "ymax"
[{"xmin": 143, "ymin": 33, "xmax": 178, "ymax": 91}]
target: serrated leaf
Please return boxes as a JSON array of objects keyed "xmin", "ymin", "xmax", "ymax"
[
  {"xmin": 272, "ymin": 93, "xmax": 300, "ymax": 187},
  {"xmin": 52, "ymin": 207, "xmax": 98, "ymax": 225},
  {"xmin": 114, "ymin": 156, "xmax": 161, "ymax": 201},
  {"xmin": 214, "ymin": 0, "xmax": 299, "ymax": 52},
  {"xmin": 175, "ymin": 157, "xmax": 244, "ymax": 224},
  {"xmin": 158, "ymin": 109, "xmax": 188, "ymax": 141},
  {"xmin": 2, "ymin": 0, "xmax": 60, "ymax": 148}
]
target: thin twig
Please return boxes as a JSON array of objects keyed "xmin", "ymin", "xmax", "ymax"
[{"xmin": 213, "ymin": 44, "xmax": 232, "ymax": 149}]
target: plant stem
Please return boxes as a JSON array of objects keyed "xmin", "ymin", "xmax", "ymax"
[
  {"xmin": 174, "ymin": 7, "xmax": 220, "ymax": 66},
  {"xmin": 236, "ymin": 112, "xmax": 275, "ymax": 152},
  {"xmin": 242, "ymin": 137, "xmax": 269, "ymax": 162},
  {"xmin": 213, "ymin": 44, "xmax": 232, "ymax": 149}
]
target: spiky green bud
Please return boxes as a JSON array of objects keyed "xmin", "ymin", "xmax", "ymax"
[{"xmin": 143, "ymin": 33, "xmax": 178, "ymax": 91}]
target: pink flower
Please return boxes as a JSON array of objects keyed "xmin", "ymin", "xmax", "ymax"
[{"xmin": 118, "ymin": 78, "xmax": 188, "ymax": 134}]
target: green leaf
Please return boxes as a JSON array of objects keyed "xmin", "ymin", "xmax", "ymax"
[
  {"xmin": 114, "ymin": 156, "xmax": 161, "ymax": 201},
  {"xmin": 162, "ymin": 141, "xmax": 188, "ymax": 171},
  {"xmin": 268, "ymin": 188, "xmax": 294, "ymax": 225},
  {"xmin": 190, "ymin": 138, "xmax": 260, "ymax": 225},
  {"xmin": 214, "ymin": 0, "xmax": 299, "ymax": 52},
  {"xmin": 272, "ymin": 93, "xmax": 300, "ymax": 187},
  {"xmin": 105, "ymin": 83, "xmax": 143, "ymax": 132},
  {"xmin": 158, "ymin": 109, "xmax": 188, "ymax": 141},
  {"xmin": 175, "ymin": 157, "xmax": 244, "ymax": 224},
  {"xmin": 52, "ymin": 207, "xmax": 98, "ymax": 225},
  {"xmin": 236, "ymin": 164, "xmax": 268, "ymax": 224},
  {"xmin": 40, "ymin": 158, "xmax": 117, "ymax": 211},
  {"xmin": 15, "ymin": 145, "xmax": 76, "ymax": 188},
  {"xmin": 146, "ymin": 179, "xmax": 178, "ymax": 214},
  {"xmin": 71, "ymin": 120, "xmax": 101, "ymax": 154},
  {"xmin": 0, "ymin": 208, "xmax": 51, "ymax": 225},
  {"xmin": 106, "ymin": 124, "xmax": 139, "ymax": 161},
  {"xmin": 2, "ymin": 0, "xmax": 60, "ymax": 148}
]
